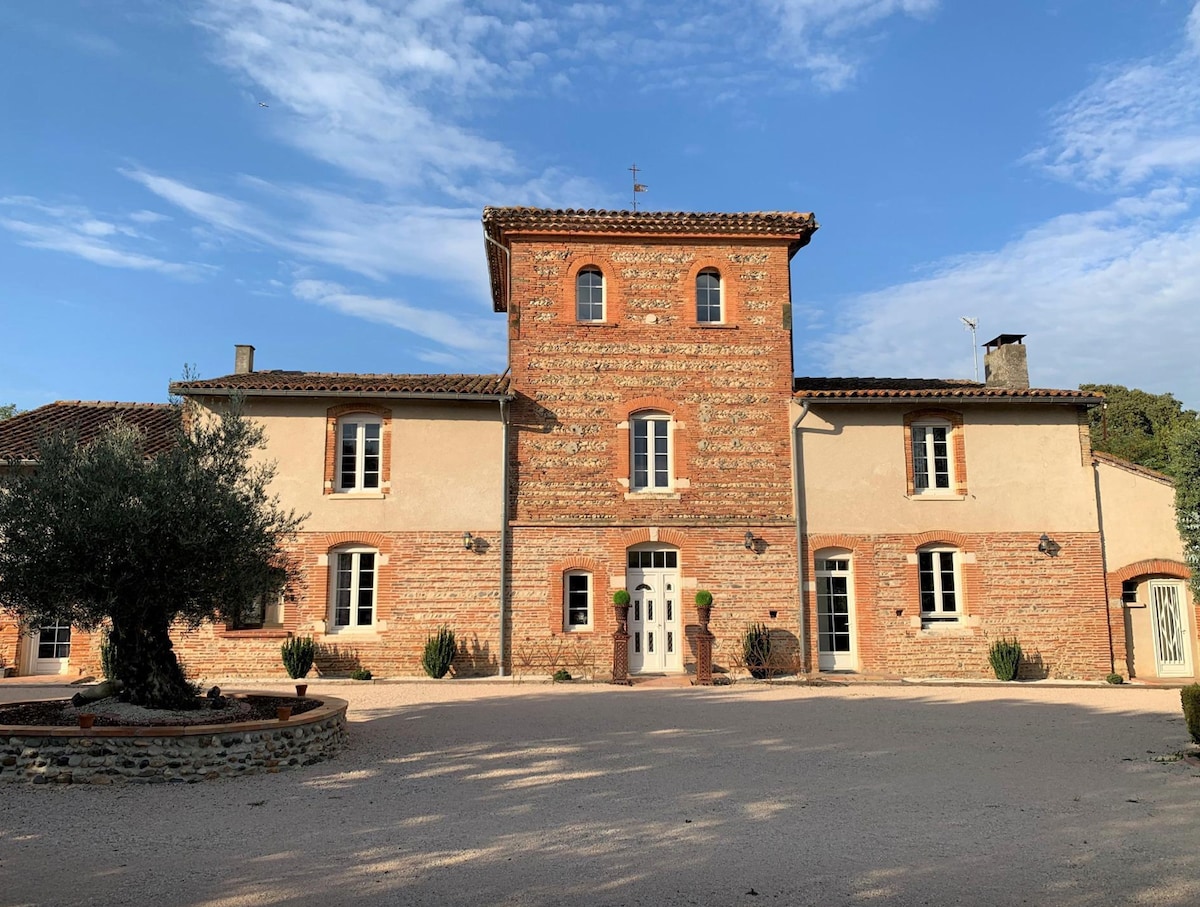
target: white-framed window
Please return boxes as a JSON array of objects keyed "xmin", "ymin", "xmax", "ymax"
[
  {"xmin": 911, "ymin": 420, "xmax": 953, "ymax": 493},
  {"xmin": 576, "ymin": 267, "xmax": 605, "ymax": 322},
  {"xmin": 331, "ymin": 548, "xmax": 377, "ymax": 630},
  {"xmin": 337, "ymin": 416, "xmax": 382, "ymax": 492},
  {"xmin": 564, "ymin": 570, "xmax": 592, "ymax": 631},
  {"xmin": 696, "ymin": 269, "xmax": 722, "ymax": 323},
  {"xmin": 816, "ymin": 556, "xmax": 853, "ymax": 656},
  {"xmin": 918, "ymin": 547, "xmax": 961, "ymax": 624},
  {"xmin": 631, "ymin": 412, "xmax": 671, "ymax": 491}
]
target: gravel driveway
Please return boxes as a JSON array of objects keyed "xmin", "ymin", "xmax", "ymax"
[{"xmin": 1, "ymin": 681, "xmax": 1197, "ymax": 907}]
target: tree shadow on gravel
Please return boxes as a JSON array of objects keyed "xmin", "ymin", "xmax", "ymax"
[{"xmin": 3, "ymin": 687, "xmax": 1198, "ymax": 907}]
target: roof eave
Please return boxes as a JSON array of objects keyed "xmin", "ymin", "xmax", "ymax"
[
  {"xmin": 794, "ymin": 394, "xmax": 1102, "ymax": 407},
  {"xmin": 171, "ymin": 385, "xmax": 513, "ymax": 403}
]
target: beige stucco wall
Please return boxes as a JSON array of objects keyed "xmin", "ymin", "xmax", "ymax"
[
  {"xmin": 1095, "ymin": 459, "xmax": 1184, "ymax": 570},
  {"xmin": 193, "ymin": 396, "xmax": 504, "ymax": 532},
  {"xmin": 793, "ymin": 402, "xmax": 1099, "ymax": 533}
]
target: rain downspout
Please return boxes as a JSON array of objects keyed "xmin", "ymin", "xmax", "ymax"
[
  {"xmin": 792, "ymin": 399, "xmax": 811, "ymax": 672},
  {"xmin": 484, "ymin": 230, "xmax": 513, "ymax": 677}
]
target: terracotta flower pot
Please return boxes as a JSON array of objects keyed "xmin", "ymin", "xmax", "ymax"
[
  {"xmin": 696, "ymin": 604, "xmax": 712, "ymax": 627},
  {"xmin": 276, "ymin": 706, "xmax": 292, "ymax": 721},
  {"xmin": 295, "ymin": 684, "xmax": 308, "ymax": 697},
  {"xmin": 77, "ymin": 713, "xmax": 96, "ymax": 729}
]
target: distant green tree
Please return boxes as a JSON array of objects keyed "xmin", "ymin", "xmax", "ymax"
[
  {"xmin": 0, "ymin": 400, "xmax": 305, "ymax": 709},
  {"xmin": 1081, "ymin": 384, "xmax": 1198, "ymax": 474},
  {"xmin": 1168, "ymin": 419, "xmax": 1200, "ymax": 603},
  {"xmin": 0, "ymin": 404, "xmax": 17, "ymax": 421}
]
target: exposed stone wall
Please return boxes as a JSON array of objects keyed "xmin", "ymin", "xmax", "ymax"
[{"xmin": 0, "ymin": 702, "xmax": 347, "ymax": 785}]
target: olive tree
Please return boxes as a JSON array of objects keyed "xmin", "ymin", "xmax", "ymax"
[
  {"xmin": 0, "ymin": 401, "xmax": 304, "ymax": 709},
  {"xmin": 1169, "ymin": 418, "xmax": 1200, "ymax": 603}
]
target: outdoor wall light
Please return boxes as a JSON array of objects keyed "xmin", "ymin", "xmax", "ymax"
[
  {"xmin": 744, "ymin": 531, "xmax": 756, "ymax": 550},
  {"xmin": 462, "ymin": 531, "xmax": 474, "ymax": 551},
  {"xmin": 1037, "ymin": 533, "xmax": 1061, "ymax": 557}
]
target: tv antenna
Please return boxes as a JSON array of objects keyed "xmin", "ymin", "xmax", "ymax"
[
  {"xmin": 961, "ymin": 317, "xmax": 979, "ymax": 382},
  {"xmin": 629, "ymin": 164, "xmax": 648, "ymax": 211}
]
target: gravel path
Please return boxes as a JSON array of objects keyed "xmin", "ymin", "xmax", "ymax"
[{"xmin": 1, "ymin": 681, "xmax": 1197, "ymax": 907}]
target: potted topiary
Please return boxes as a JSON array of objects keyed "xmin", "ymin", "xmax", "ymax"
[
  {"xmin": 742, "ymin": 623, "xmax": 772, "ymax": 679},
  {"xmin": 613, "ymin": 590, "xmax": 631, "ymax": 630},
  {"xmin": 695, "ymin": 590, "xmax": 713, "ymax": 627}
]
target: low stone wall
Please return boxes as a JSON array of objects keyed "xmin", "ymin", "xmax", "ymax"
[{"xmin": 0, "ymin": 696, "xmax": 349, "ymax": 785}]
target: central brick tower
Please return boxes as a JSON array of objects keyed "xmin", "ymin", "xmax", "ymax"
[{"xmin": 484, "ymin": 207, "xmax": 818, "ymax": 677}]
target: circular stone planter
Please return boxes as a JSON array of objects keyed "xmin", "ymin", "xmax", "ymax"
[{"xmin": 0, "ymin": 694, "xmax": 349, "ymax": 785}]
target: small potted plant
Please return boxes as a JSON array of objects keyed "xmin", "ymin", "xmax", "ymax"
[
  {"xmin": 281, "ymin": 636, "xmax": 315, "ymax": 682},
  {"xmin": 695, "ymin": 590, "xmax": 713, "ymax": 627},
  {"xmin": 613, "ymin": 590, "xmax": 631, "ymax": 631}
]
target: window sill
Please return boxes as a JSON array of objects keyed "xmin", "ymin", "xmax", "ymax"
[
  {"xmin": 576, "ymin": 321, "xmax": 619, "ymax": 328},
  {"xmin": 329, "ymin": 492, "xmax": 387, "ymax": 500},
  {"xmin": 218, "ymin": 627, "xmax": 290, "ymax": 639},
  {"xmin": 563, "ymin": 626, "xmax": 594, "ymax": 634},
  {"xmin": 323, "ymin": 628, "xmax": 381, "ymax": 639},
  {"xmin": 688, "ymin": 324, "xmax": 738, "ymax": 330},
  {"xmin": 624, "ymin": 491, "xmax": 682, "ymax": 501},
  {"xmin": 909, "ymin": 492, "xmax": 967, "ymax": 501}
]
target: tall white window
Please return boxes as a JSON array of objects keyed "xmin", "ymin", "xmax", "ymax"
[
  {"xmin": 338, "ymin": 416, "xmax": 382, "ymax": 492},
  {"xmin": 631, "ymin": 412, "xmax": 671, "ymax": 491},
  {"xmin": 918, "ymin": 547, "xmax": 960, "ymax": 624},
  {"xmin": 576, "ymin": 268, "xmax": 605, "ymax": 321},
  {"xmin": 331, "ymin": 548, "xmax": 377, "ymax": 630},
  {"xmin": 564, "ymin": 571, "xmax": 592, "ymax": 630},
  {"xmin": 911, "ymin": 421, "xmax": 952, "ymax": 493},
  {"xmin": 696, "ymin": 269, "xmax": 722, "ymax": 323}
]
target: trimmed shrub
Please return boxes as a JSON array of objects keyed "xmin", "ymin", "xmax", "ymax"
[
  {"xmin": 1105, "ymin": 672, "xmax": 1125, "ymax": 685},
  {"xmin": 613, "ymin": 590, "xmax": 630, "ymax": 607},
  {"xmin": 552, "ymin": 669, "xmax": 572, "ymax": 683},
  {"xmin": 99, "ymin": 627, "xmax": 116, "ymax": 682},
  {"xmin": 988, "ymin": 637, "xmax": 1022, "ymax": 681},
  {"xmin": 742, "ymin": 623, "xmax": 772, "ymax": 679},
  {"xmin": 422, "ymin": 626, "xmax": 456, "ymax": 679},
  {"xmin": 350, "ymin": 667, "xmax": 373, "ymax": 681},
  {"xmin": 695, "ymin": 590, "xmax": 713, "ymax": 608},
  {"xmin": 281, "ymin": 636, "xmax": 315, "ymax": 680},
  {"xmin": 1182, "ymin": 684, "xmax": 1200, "ymax": 744}
]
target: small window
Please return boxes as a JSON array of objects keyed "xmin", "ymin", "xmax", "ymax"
[
  {"xmin": 627, "ymin": 550, "xmax": 679, "ymax": 568},
  {"xmin": 576, "ymin": 268, "xmax": 605, "ymax": 322},
  {"xmin": 564, "ymin": 571, "xmax": 592, "ymax": 630},
  {"xmin": 918, "ymin": 547, "xmax": 961, "ymax": 624},
  {"xmin": 696, "ymin": 269, "xmax": 722, "ymax": 323},
  {"xmin": 337, "ymin": 416, "xmax": 382, "ymax": 492},
  {"xmin": 631, "ymin": 412, "xmax": 671, "ymax": 491},
  {"xmin": 911, "ymin": 421, "xmax": 953, "ymax": 493},
  {"xmin": 1121, "ymin": 580, "xmax": 1139, "ymax": 604},
  {"xmin": 330, "ymin": 548, "xmax": 377, "ymax": 630}
]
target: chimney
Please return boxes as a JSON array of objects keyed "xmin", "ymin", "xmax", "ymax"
[
  {"xmin": 234, "ymin": 344, "xmax": 256, "ymax": 375},
  {"xmin": 983, "ymin": 334, "xmax": 1028, "ymax": 388}
]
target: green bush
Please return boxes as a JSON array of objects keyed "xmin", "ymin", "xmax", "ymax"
[
  {"xmin": 613, "ymin": 590, "xmax": 630, "ymax": 607},
  {"xmin": 1106, "ymin": 672, "xmax": 1125, "ymax": 685},
  {"xmin": 742, "ymin": 623, "xmax": 772, "ymax": 679},
  {"xmin": 350, "ymin": 667, "xmax": 373, "ymax": 681},
  {"xmin": 280, "ymin": 636, "xmax": 315, "ymax": 680},
  {"xmin": 552, "ymin": 669, "xmax": 572, "ymax": 682},
  {"xmin": 98, "ymin": 627, "xmax": 116, "ymax": 682},
  {"xmin": 988, "ymin": 637, "xmax": 1022, "ymax": 681},
  {"xmin": 422, "ymin": 626, "xmax": 456, "ymax": 679},
  {"xmin": 695, "ymin": 590, "xmax": 713, "ymax": 608},
  {"xmin": 1182, "ymin": 684, "xmax": 1200, "ymax": 744}
]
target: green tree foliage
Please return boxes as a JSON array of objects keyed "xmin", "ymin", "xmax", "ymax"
[
  {"xmin": 0, "ymin": 401, "xmax": 304, "ymax": 709},
  {"xmin": 0, "ymin": 404, "xmax": 18, "ymax": 421},
  {"xmin": 1081, "ymin": 384, "xmax": 1197, "ymax": 473},
  {"xmin": 1169, "ymin": 419, "xmax": 1200, "ymax": 603}
]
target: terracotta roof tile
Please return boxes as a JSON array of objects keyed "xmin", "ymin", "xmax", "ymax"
[
  {"xmin": 482, "ymin": 206, "xmax": 819, "ymax": 312},
  {"xmin": 792, "ymin": 377, "xmax": 1103, "ymax": 403},
  {"xmin": 0, "ymin": 401, "xmax": 177, "ymax": 463},
  {"xmin": 171, "ymin": 372, "xmax": 511, "ymax": 397},
  {"xmin": 1093, "ymin": 450, "xmax": 1174, "ymax": 485}
]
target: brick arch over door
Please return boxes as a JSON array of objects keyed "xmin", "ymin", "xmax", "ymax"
[
  {"xmin": 1107, "ymin": 559, "xmax": 1192, "ymax": 600},
  {"xmin": 621, "ymin": 528, "xmax": 688, "ymax": 551}
]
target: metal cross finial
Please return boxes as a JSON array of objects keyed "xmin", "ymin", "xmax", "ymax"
[{"xmin": 629, "ymin": 164, "xmax": 648, "ymax": 211}]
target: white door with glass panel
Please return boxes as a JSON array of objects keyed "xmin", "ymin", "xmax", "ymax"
[
  {"xmin": 1149, "ymin": 580, "xmax": 1193, "ymax": 677},
  {"xmin": 32, "ymin": 622, "xmax": 72, "ymax": 675},
  {"xmin": 816, "ymin": 556, "xmax": 857, "ymax": 671},
  {"xmin": 627, "ymin": 548, "xmax": 682, "ymax": 673}
]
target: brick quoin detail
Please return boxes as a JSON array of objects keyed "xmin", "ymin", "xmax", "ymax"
[
  {"xmin": 1106, "ymin": 559, "xmax": 1192, "ymax": 599},
  {"xmin": 547, "ymin": 557, "xmax": 608, "ymax": 635},
  {"xmin": 903, "ymin": 409, "xmax": 968, "ymax": 497},
  {"xmin": 323, "ymin": 403, "xmax": 393, "ymax": 496}
]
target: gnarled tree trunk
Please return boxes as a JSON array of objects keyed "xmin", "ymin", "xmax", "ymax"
[{"xmin": 108, "ymin": 611, "xmax": 197, "ymax": 710}]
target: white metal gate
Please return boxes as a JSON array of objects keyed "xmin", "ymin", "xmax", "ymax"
[{"xmin": 1150, "ymin": 580, "xmax": 1193, "ymax": 677}]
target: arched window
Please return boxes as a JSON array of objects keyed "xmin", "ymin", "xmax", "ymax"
[
  {"xmin": 330, "ymin": 547, "xmax": 377, "ymax": 630},
  {"xmin": 696, "ymin": 269, "xmax": 722, "ymax": 323},
  {"xmin": 630, "ymin": 411, "xmax": 672, "ymax": 491},
  {"xmin": 576, "ymin": 267, "xmax": 605, "ymax": 321},
  {"xmin": 917, "ymin": 546, "xmax": 961, "ymax": 625},
  {"xmin": 337, "ymin": 414, "xmax": 382, "ymax": 492},
  {"xmin": 563, "ymin": 570, "xmax": 593, "ymax": 630}
]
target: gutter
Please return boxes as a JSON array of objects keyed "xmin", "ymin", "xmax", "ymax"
[
  {"xmin": 498, "ymin": 395, "xmax": 511, "ymax": 677},
  {"xmin": 793, "ymin": 395, "xmax": 1101, "ymax": 407},
  {"xmin": 170, "ymin": 387, "xmax": 510, "ymax": 403},
  {"xmin": 791, "ymin": 399, "xmax": 811, "ymax": 673}
]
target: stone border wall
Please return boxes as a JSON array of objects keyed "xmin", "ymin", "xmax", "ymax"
[{"xmin": 0, "ymin": 696, "xmax": 349, "ymax": 785}]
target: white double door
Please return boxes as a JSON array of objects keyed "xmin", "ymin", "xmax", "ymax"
[{"xmin": 627, "ymin": 560, "xmax": 683, "ymax": 674}]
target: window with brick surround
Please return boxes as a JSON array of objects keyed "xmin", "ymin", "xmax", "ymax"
[
  {"xmin": 330, "ymin": 548, "xmax": 377, "ymax": 630},
  {"xmin": 696, "ymin": 269, "xmax": 722, "ymax": 323},
  {"xmin": 911, "ymin": 419, "xmax": 953, "ymax": 493},
  {"xmin": 563, "ymin": 570, "xmax": 592, "ymax": 631},
  {"xmin": 918, "ymin": 546, "xmax": 961, "ymax": 625},
  {"xmin": 337, "ymin": 415, "xmax": 382, "ymax": 492},
  {"xmin": 230, "ymin": 591, "xmax": 284, "ymax": 630},
  {"xmin": 576, "ymin": 267, "xmax": 605, "ymax": 322},
  {"xmin": 630, "ymin": 411, "xmax": 672, "ymax": 491}
]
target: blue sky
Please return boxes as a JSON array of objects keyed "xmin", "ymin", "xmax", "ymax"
[{"xmin": 3, "ymin": 0, "xmax": 1200, "ymax": 410}]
